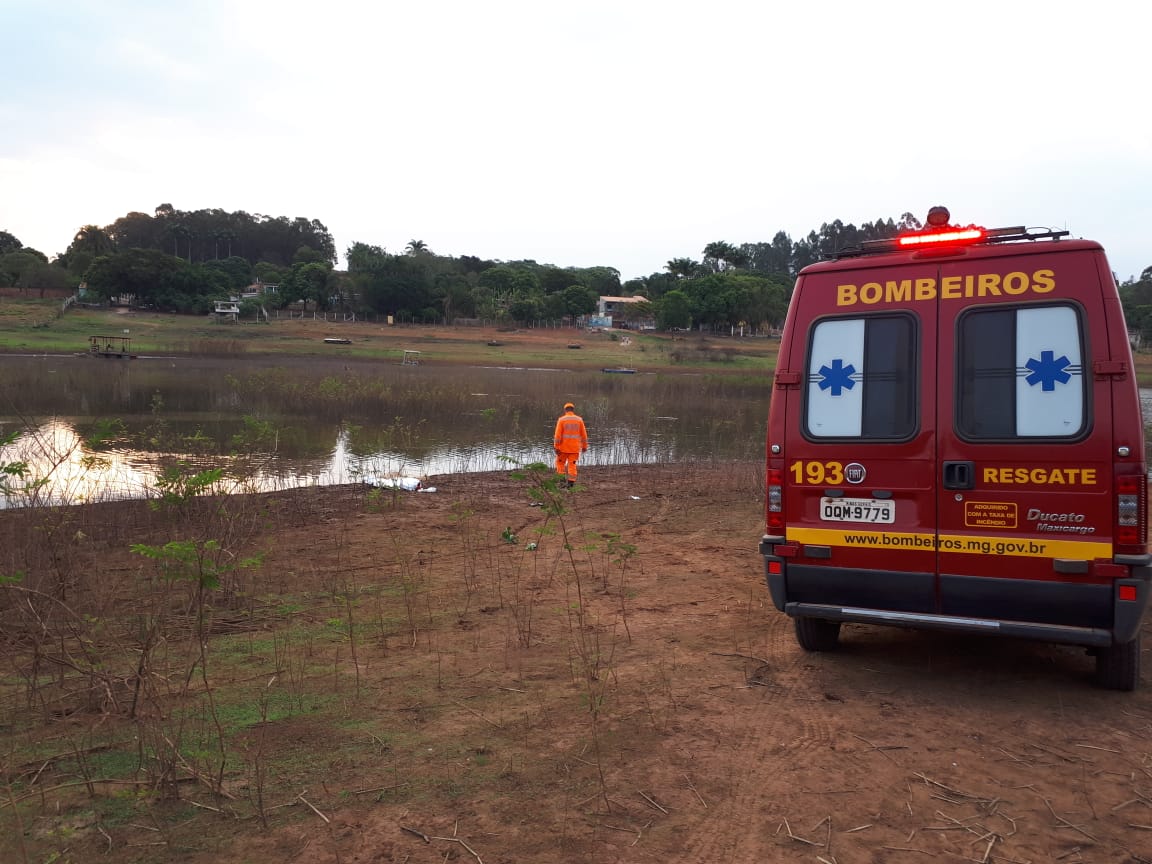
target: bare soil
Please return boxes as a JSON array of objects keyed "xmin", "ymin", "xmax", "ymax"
[{"xmin": 2, "ymin": 462, "xmax": 1151, "ymax": 864}]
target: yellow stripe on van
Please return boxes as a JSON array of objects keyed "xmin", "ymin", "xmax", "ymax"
[{"xmin": 786, "ymin": 527, "xmax": 1111, "ymax": 559}]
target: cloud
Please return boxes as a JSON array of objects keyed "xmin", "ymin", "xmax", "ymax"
[{"xmin": 1, "ymin": 0, "xmax": 1148, "ymax": 278}]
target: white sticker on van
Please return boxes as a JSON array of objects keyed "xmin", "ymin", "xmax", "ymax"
[
  {"xmin": 1016, "ymin": 306, "xmax": 1083, "ymax": 435},
  {"xmin": 807, "ymin": 319, "xmax": 864, "ymax": 436}
]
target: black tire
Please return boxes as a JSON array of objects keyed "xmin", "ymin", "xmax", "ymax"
[
  {"xmin": 1095, "ymin": 635, "xmax": 1140, "ymax": 691},
  {"xmin": 794, "ymin": 617, "xmax": 841, "ymax": 652}
]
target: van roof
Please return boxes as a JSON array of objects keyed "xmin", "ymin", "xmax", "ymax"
[
  {"xmin": 835, "ymin": 224, "xmax": 1072, "ymax": 260},
  {"xmin": 803, "ymin": 235, "xmax": 1105, "ymax": 277}
]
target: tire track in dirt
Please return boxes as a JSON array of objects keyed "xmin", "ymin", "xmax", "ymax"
[
  {"xmin": 675, "ymin": 617, "xmax": 840, "ymax": 863},
  {"xmin": 559, "ymin": 472, "xmax": 840, "ymax": 861}
]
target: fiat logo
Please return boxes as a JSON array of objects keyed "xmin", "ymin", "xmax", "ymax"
[{"xmin": 845, "ymin": 462, "xmax": 866, "ymax": 484}]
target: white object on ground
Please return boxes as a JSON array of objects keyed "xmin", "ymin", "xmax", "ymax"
[{"xmin": 364, "ymin": 475, "xmax": 422, "ymax": 491}]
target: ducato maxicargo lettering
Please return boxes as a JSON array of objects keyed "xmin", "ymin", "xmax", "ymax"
[{"xmin": 759, "ymin": 206, "xmax": 1150, "ymax": 690}]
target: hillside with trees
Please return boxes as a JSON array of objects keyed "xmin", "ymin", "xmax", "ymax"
[{"xmin": 4, "ymin": 208, "xmax": 1149, "ymax": 335}]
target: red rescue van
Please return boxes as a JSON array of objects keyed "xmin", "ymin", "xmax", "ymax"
[{"xmin": 760, "ymin": 207, "xmax": 1150, "ymax": 689}]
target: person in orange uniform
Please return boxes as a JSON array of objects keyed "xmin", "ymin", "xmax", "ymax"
[{"xmin": 553, "ymin": 402, "xmax": 589, "ymax": 488}]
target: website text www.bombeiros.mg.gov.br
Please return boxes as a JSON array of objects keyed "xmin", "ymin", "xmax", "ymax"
[
  {"xmin": 845, "ymin": 533, "xmax": 1045, "ymax": 556},
  {"xmin": 784, "ymin": 527, "xmax": 1112, "ymax": 559}
]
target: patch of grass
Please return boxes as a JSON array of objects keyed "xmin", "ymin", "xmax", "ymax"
[{"xmin": 83, "ymin": 748, "xmax": 143, "ymax": 779}]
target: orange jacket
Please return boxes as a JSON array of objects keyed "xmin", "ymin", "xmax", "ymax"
[{"xmin": 553, "ymin": 411, "xmax": 588, "ymax": 454}]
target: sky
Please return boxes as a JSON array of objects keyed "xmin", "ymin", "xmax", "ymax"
[{"xmin": 1, "ymin": 0, "xmax": 1149, "ymax": 282}]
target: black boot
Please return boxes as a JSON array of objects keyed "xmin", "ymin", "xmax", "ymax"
[{"xmin": 567, "ymin": 479, "xmax": 575, "ymax": 489}]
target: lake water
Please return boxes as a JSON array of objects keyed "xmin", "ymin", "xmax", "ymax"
[{"xmin": 0, "ymin": 354, "xmax": 769, "ymax": 507}]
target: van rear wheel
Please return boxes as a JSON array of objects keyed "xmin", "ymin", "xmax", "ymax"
[
  {"xmin": 794, "ymin": 617, "xmax": 841, "ymax": 652},
  {"xmin": 1095, "ymin": 635, "xmax": 1140, "ymax": 691}
]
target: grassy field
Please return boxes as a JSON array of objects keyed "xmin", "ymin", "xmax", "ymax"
[
  {"xmin": 7, "ymin": 295, "xmax": 1152, "ymax": 384},
  {"xmin": 0, "ymin": 297, "xmax": 780, "ymax": 374}
]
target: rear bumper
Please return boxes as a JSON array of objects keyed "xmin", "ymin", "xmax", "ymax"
[
  {"xmin": 760, "ymin": 535, "xmax": 1151, "ymax": 647},
  {"xmin": 782, "ymin": 601, "xmax": 1117, "ymax": 647}
]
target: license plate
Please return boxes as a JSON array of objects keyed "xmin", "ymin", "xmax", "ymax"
[{"xmin": 820, "ymin": 497, "xmax": 895, "ymax": 524}]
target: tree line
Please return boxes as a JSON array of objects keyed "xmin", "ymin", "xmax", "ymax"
[{"xmin": 4, "ymin": 207, "xmax": 1149, "ymax": 334}]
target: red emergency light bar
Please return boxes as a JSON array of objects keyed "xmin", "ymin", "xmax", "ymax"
[
  {"xmin": 898, "ymin": 227, "xmax": 985, "ymax": 247},
  {"xmin": 840, "ymin": 217, "xmax": 1054, "ymax": 260}
]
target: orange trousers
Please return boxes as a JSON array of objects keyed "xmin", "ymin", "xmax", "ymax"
[{"xmin": 555, "ymin": 451, "xmax": 580, "ymax": 480}]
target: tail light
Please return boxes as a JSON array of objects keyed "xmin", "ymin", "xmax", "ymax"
[
  {"xmin": 1114, "ymin": 472, "xmax": 1147, "ymax": 553},
  {"xmin": 767, "ymin": 467, "xmax": 784, "ymax": 532}
]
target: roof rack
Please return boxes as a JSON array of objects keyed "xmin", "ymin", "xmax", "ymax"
[{"xmin": 833, "ymin": 225, "xmax": 1071, "ymax": 261}]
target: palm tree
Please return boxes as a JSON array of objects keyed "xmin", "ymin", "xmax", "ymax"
[
  {"xmin": 71, "ymin": 225, "xmax": 116, "ymax": 257},
  {"xmin": 702, "ymin": 241, "xmax": 738, "ymax": 272},
  {"xmin": 726, "ymin": 247, "xmax": 750, "ymax": 269},
  {"xmin": 666, "ymin": 257, "xmax": 698, "ymax": 278},
  {"xmin": 405, "ymin": 239, "xmax": 429, "ymax": 255},
  {"xmin": 218, "ymin": 229, "xmax": 237, "ymax": 258},
  {"xmin": 162, "ymin": 223, "xmax": 191, "ymax": 260}
]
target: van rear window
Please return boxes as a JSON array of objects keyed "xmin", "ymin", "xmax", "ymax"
[
  {"xmin": 805, "ymin": 315, "xmax": 916, "ymax": 439},
  {"xmin": 957, "ymin": 304, "xmax": 1085, "ymax": 439}
]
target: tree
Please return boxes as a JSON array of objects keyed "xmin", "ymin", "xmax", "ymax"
[
  {"xmin": 769, "ymin": 231, "xmax": 795, "ymax": 277},
  {"xmin": 431, "ymin": 271, "xmax": 477, "ymax": 322},
  {"xmin": 155, "ymin": 264, "xmax": 230, "ymax": 312},
  {"xmin": 539, "ymin": 266, "xmax": 578, "ymax": 295},
  {"xmin": 478, "ymin": 265, "xmax": 540, "ymax": 303},
  {"xmin": 107, "ymin": 212, "xmax": 160, "ymax": 251},
  {"xmin": 560, "ymin": 284, "xmax": 598, "ymax": 317},
  {"xmin": 202, "ymin": 256, "xmax": 253, "ymax": 290},
  {"xmin": 702, "ymin": 241, "xmax": 738, "ymax": 272},
  {"xmin": 576, "ymin": 266, "xmax": 621, "ymax": 296},
  {"xmin": 358, "ymin": 254, "xmax": 433, "ymax": 318},
  {"xmin": 666, "ymin": 257, "xmax": 698, "ymax": 278},
  {"xmin": 70, "ymin": 225, "xmax": 116, "ymax": 257},
  {"xmin": 215, "ymin": 228, "xmax": 237, "ymax": 259},
  {"xmin": 162, "ymin": 222, "xmax": 191, "ymax": 260},
  {"xmin": 656, "ymin": 290, "xmax": 692, "ymax": 330},
  {"xmin": 22, "ymin": 260, "xmax": 72, "ymax": 296},
  {"xmin": 634, "ymin": 272, "xmax": 677, "ymax": 301},
  {"xmin": 346, "ymin": 242, "xmax": 387, "ymax": 274},
  {"xmin": 281, "ymin": 261, "xmax": 333, "ymax": 310},
  {"xmin": 0, "ymin": 252, "xmax": 42, "ymax": 289},
  {"xmin": 617, "ymin": 298, "xmax": 654, "ymax": 327},
  {"xmin": 508, "ymin": 295, "xmax": 542, "ymax": 323},
  {"xmin": 253, "ymin": 262, "xmax": 289, "ymax": 285},
  {"xmin": 0, "ymin": 230, "xmax": 22, "ymax": 255},
  {"xmin": 405, "ymin": 239, "xmax": 430, "ymax": 255},
  {"xmin": 83, "ymin": 249, "xmax": 182, "ymax": 305},
  {"xmin": 293, "ymin": 245, "xmax": 327, "ymax": 265},
  {"xmin": 897, "ymin": 211, "xmax": 922, "ymax": 231}
]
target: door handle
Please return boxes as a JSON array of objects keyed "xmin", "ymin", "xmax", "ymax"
[{"xmin": 943, "ymin": 461, "xmax": 975, "ymax": 490}]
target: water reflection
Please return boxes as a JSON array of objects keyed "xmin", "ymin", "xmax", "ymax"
[{"xmin": 1, "ymin": 354, "xmax": 768, "ymax": 507}]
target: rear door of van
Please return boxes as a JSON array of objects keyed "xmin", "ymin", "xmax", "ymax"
[
  {"xmin": 780, "ymin": 260, "xmax": 941, "ymax": 615},
  {"xmin": 934, "ymin": 247, "xmax": 1116, "ymax": 628}
]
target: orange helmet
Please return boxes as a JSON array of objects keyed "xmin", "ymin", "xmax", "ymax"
[{"xmin": 563, "ymin": 402, "xmax": 575, "ymax": 411}]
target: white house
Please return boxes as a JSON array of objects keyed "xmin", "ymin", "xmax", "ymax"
[{"xmin": 213, "ymin": 299, "xmax": 241, "ymax": 320}]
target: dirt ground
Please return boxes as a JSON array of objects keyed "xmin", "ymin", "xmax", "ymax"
[{"xmin": 3, "ymin": 461, "xmax": 1152, "ymax": 864}]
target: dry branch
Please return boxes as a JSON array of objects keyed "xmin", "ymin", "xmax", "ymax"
[
  {"xmin": 401, "ymin": 825, "xmax": 431, "ymax": 843},
  {"xmin": 783, "ymin": 817, "xmax": 820, "ymax": 847},
  {"xmin": 296, "ymin": 792, "xmax": 330, "ymax": 824},
  {"xmin": 452, "ymin": 699, "xmax": 504, "ymax": 729},
  {"xmin": 638, "ymin": 790, "xmax": 668, "ymax": 814},
  {"xmin": 431, "ymin": 835, "xmax": 484, "ymax": 863},
  {"xmin": 355, "ymin": 782, "xmax": 409, "ymax": 795},
  {"xmin": 1043, "ymin": 798, "xmax": 1098, "ymax": 843}
]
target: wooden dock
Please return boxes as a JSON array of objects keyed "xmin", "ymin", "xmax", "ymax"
[{"xmin": 88, "ymin": 336, "xmax": 136, "ymax": 359}]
